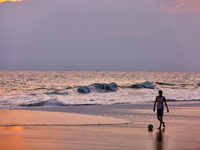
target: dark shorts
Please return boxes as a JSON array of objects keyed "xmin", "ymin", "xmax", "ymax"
[{"xmin": 157, "ymin": 108, "xmax": 164, "ymax": 118}]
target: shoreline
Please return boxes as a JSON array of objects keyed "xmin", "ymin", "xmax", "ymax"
[{"xmin": 17, "ymin": 101, "xmax": 200, "ymax": 115}]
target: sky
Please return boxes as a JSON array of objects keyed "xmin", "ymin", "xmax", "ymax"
[{"xmin": 0, "ymin": 0, "xmax": 200, "ymax": 71}]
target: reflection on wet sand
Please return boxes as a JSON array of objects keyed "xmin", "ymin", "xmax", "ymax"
[
  {"xmin": 0, "ymin": 126, "xmax": 24, "ymax": 131},
  {"xmin": 155, "ymin": 129, "xmax": 165, "ymax": 150},
  {"xmin": 0, "ymin": 126, "xmax": 24, "ymax": 149}
]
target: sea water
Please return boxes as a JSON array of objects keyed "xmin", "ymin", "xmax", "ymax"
[{"xmin": 0, "ymin": 71, "xmax": 200, "ymax": 109}]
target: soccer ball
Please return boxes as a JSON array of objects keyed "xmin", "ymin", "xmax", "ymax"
[{"xmin": 148, "ymin": 124, "xmax": 153, "ymax": 130}]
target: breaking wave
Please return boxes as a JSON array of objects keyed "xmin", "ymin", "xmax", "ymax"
[
  {"xmin": 44, "ymin": 91, "xmax": 69, "ymax": 95},
  {"xmin": 19, "ymin": 99, "xmax": 102, "ymax": 107},
  {"xmin": 77, "ymin": 86, "xmax": 91, "ymax": 94},
  {"xmin": 19, "ymin": 99, "xmax": 67, "ymax": 107},
  {"xmin": 77, "ymin": 82, "xmax": 118, "ymax": 94},
  {"xmin": 130, "ymin": 81, "xmax": 155, "ymax": 89}
]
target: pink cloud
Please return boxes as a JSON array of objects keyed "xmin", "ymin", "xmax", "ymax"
[{"xmin": 165, "ymin": 0, "xmax": 200, "ymax": 15}]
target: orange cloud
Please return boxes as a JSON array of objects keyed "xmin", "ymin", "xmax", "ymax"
[
  {"xmin": 166, "ymin": 0, "xmax": 200, "ymax": 15},
  {"xmin": 0, "ymin": 0, "xmax": 22, "ymax": 2}
]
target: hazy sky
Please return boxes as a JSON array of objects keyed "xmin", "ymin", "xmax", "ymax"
[{"xmin": 0, "ymin": 0, "xmax": 200, "ymax": 71}]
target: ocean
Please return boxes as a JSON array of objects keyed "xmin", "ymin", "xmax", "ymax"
[{"xmin": 0, "ymin": 71, "xmax": 200, "ymax": 109}]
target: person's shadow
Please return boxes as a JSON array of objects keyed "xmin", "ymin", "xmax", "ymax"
[{"xmin": 155, "ymin": 129, "xmax": 165, "ymax": 150}]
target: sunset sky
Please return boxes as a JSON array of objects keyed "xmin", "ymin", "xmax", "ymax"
[{"xmin": 0, "ymin": 0, "xmax": 200, "ymax": 71}]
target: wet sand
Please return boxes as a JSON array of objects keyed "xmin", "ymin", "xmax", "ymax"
[
  {"xmin": 0, "ymin": 102, "xmax": 200, "ymax": 150},
  {"xmin": 0, "ymin": 110, "xmax": 131, "ymax": 126}
]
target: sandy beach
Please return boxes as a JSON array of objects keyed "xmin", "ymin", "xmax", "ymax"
[{"xmin": 0, "ymin": 102, "xmax": 200, "ymax": 150}]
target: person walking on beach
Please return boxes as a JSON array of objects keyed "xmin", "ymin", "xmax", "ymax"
[{"xmin": 153, "ymin": 90, "xmax": 169, "ymax": 129}]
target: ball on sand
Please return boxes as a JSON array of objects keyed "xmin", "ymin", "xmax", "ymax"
[{"xmin": 148, "ymin": 124, "xmax": 153, "ymax": 130}]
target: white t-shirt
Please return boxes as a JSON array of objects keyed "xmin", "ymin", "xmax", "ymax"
[{"xmin": 156, "ymin": 96, "xmax": 165, "ymax": 109}]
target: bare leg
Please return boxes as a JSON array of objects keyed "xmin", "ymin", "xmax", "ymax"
[
  {"xmin": 157, "ymin": 116, "xmax": 161, "ymax": 121},
  {"xmin": 158, "ymin": 116, "xmax": 163, "ymax": 129}
]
